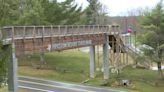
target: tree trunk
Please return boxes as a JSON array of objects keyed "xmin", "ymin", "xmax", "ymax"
[
  {"xmin": 157, "ymin": 62, "xmax": 163, "ymax": 79},
  {"xmin": 39, "ymin": 52, "xmax": 46, "ymax": 69}
]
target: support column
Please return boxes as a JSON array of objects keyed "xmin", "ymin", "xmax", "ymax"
[
  {"xmin": 90, "ymin": 45, "xmax": 96, "ymax": 78},
  {"xmin": 8, "ymin": 43, "xmax": 18, "ymax": 92},
  {"xmin": 103, "ymin": 34, "xmax": 109, "ymax": 80}
]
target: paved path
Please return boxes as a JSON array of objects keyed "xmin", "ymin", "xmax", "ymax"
[{"xmin": 18, "ymin": 76, "xmax": 125, "ymax": 92}]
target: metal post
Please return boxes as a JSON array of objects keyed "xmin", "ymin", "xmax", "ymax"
[
  {"xmin": 90, "ymin": 45, "xmax": 96, "ymax": 78},
  {"xmin": 103, "ymin": 33, "xmax": 109, "ymax": 80},
  {"xmin": 8, "ymin": 43, "xmax": 18, "ymax": 92},
  {"xmin": 134, "ymin": 30, "xmax": 136, "ymax": 52}
]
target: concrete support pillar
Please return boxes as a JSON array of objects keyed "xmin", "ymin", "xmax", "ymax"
[
  {"xmin": 103, "ymin": 34, "xmax": 109, "ymax": 80},
  {"xmin": 90, "ymin": 45, "xmax": 96, "ymax": 78},
  {"xmin": 8, "ymin": 43, "xmax": 18, "ymax": 92}
]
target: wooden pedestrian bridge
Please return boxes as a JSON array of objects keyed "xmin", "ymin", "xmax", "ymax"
[
  {"xmin": 1, "ymin": 25, "xmax": 129, "ymax": 92},
  {"xmin": 2, "ymin": 25, "xmax": 125, "ymax": 56}
]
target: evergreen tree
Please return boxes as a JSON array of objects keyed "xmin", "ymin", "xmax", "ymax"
[
  {"xmin": 0, "ymin": 0, "xmax": 20, "ymax": 26},
  {"xmin": 17, "ymin": 0, "xmax": 46, "ymax": 25},
  {"xmin": 0, "ymin": 42, "xmax": 10, "ymax": 86},
  {"xmin": 140, "ymin": 0, "xmax": 164, "ymax": 78},
  {"xmin": 0, "ymin": 0, "xmax": 19, "ymax": 86},
  {"xmin": 85, "ymin": 0, "xmax": 106, "ymax": 25},
  {"xmin": 1, "ymin": 0, "xmax": 85, "ymax": 26},
  {"xmin": 41, "ymin": 0, "xmax": 83, "ymax": 25}
]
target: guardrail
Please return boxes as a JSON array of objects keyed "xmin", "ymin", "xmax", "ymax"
[{"xmin": 2, "ymin": 25, "xmax": 115, "ymax": 40}]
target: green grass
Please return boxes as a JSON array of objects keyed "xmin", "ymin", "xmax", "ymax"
[
  {"xmin": 0, "ymin": 87, "xmax": 45, "ymax": 92},
  {"xmin": 18, "ymin": 50, "xmax": 164, "ymax": 92},
  {"xmin": 116, "ymin": 67, "xmax": 164, "ymax": 92},
  {"xmin": 0, "ymin": 87, "xmax": 7, "ymax": 92},
  {"xmin": 19, "ymin": 50, "xmax": 90, "ymax": 83}
]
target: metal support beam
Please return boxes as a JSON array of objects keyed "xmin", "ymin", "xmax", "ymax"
[
  {"xmin": 90, "ymin": 45, "xmax": 96, "ymax": 78},
  {"xmin": 103, "ymin": 34, "xmax": 109, "ymax": 80},
  {"xmin": 8, "ymin": 43, "xmax": 18, "ymax": 92}
]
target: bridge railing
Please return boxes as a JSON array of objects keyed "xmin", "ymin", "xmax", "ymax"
[{"xmin": 2, "ymin": 25, "xmax": 114, "ymax": 40}]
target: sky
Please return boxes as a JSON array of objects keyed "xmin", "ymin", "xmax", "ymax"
[{"xmin": 58, "ymin": 0, "xmax": 160, "ymax": 16}]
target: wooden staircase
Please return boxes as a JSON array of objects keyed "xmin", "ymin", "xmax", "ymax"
[
  {"xmin": 108, "ymin": 34, "xmax": 151, "ymax": 68},
  {"xmin": 108, "ymin": 34, "xmax": 126, "ymax": 53}
]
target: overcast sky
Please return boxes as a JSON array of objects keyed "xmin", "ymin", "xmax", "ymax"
[{"xmin": 58, "ymin": 0, "xmax": 160, "ymax": 16}]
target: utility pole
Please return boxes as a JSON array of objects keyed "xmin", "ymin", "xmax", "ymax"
[
  {"xmin": 8, "ymin": 43, "xmax": 18, "ymax": 92},
  {"xmin": 8, "ymin": 27, "xmax": 18, "ymax": 92}
]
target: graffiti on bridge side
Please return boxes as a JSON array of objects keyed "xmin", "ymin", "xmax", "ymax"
[{"xmin": 47, "ymin": 40, "xmax": 92, "ymax": 51}]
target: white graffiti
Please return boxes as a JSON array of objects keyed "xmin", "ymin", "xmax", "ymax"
[{"xmin": 50, "ymin": 40, "xmax": 92, "ymax": 50}]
